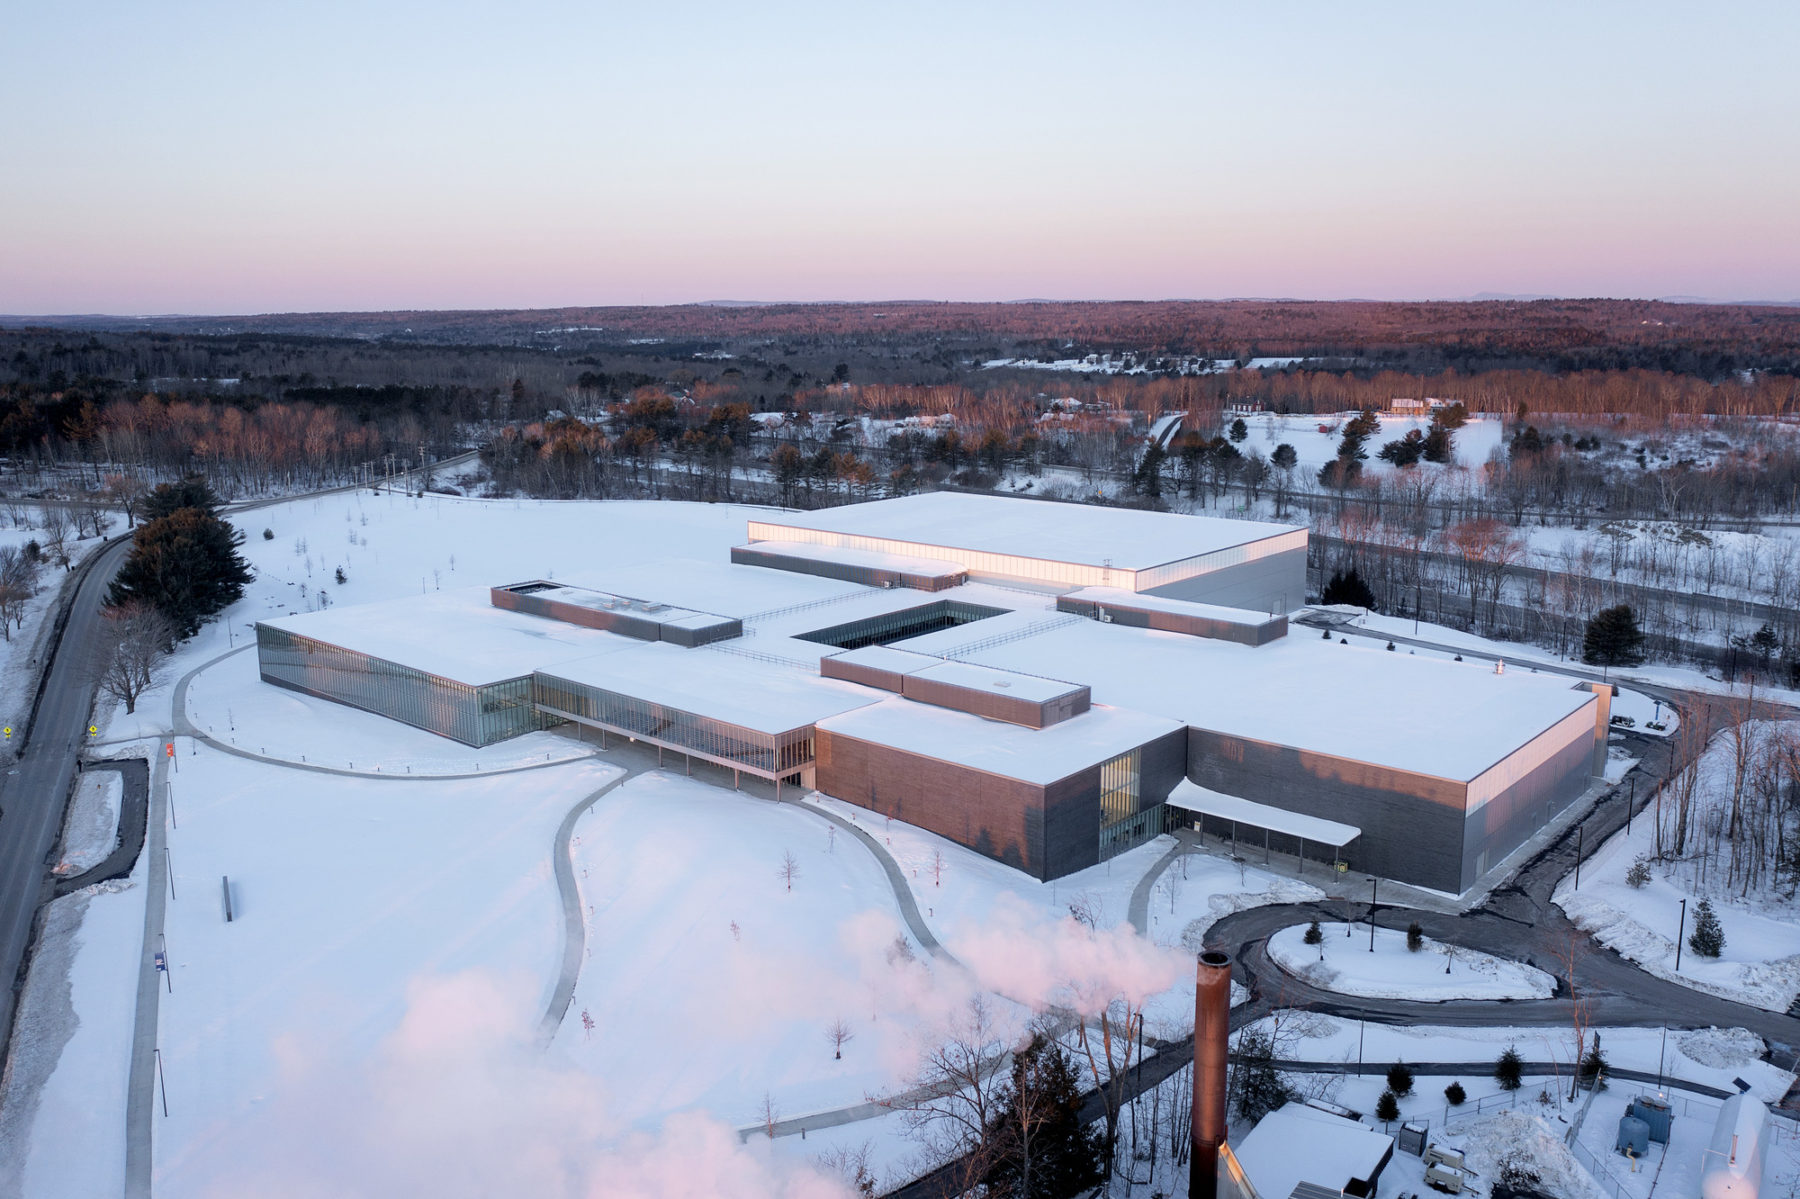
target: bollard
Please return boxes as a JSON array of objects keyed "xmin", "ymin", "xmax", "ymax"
[{"xmin": 222, "ymin": 875, "xmax": 234, "ymax": 922}]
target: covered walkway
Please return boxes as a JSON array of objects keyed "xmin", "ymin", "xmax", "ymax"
[{"xmin": 1166, "ymin": 779, "xmax": 1359, "ymax": 877}]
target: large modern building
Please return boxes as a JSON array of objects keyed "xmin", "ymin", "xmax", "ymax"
[{"xmin": 256, "ymin": 492, "xmax": 1608, "ymax": 892}]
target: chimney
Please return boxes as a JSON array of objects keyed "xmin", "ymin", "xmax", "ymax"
[{"xmin": 1191, "ymin": 949, "xmax": 1233, "ymax": 1199}]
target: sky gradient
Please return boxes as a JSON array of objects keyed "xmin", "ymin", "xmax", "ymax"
[{"xmin": 4, "ymin": 1, "xmax": 1797, "ymax": 314}]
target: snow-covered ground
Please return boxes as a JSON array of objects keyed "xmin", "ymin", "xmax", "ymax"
[
  {"xmin": 0, "ymin": 862, "xmax": 147, "ymax": 1199},
  {"xmin": 1227, "ymin": 411, "xmax": 1507, "ymax": 474},
  {"xmin": 53, "ymin": 769, "xmax": 123, "ymax": 875},
  {"xmin": 1267, "ymin": 923, "xmax": 1555, "ymax": 1001},
  {"xmin": 1555, "ymin": 722, "xmax": 1800, "ymax": 1014},
  {"xmin": 0, "ymin": 521, "xmax": 112, "ymax": 762}
]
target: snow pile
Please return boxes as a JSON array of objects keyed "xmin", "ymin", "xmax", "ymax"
[
  {"xmin": 1267, "ymin": 923, "xmax": 1555, "ymax": 1001},
  {"xmin": 1448, "ymin": 1109, "xmax": 1609, "ymax": 1199},
  {"xmin": 54, "ymin": 770, "xmax": 123, "ymax": 874},
  {"xmin": 1675, "ymin": 1026, "xmax": 1768, "ymax": 1072}
]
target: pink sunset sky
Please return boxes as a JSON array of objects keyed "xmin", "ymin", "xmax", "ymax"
[{"xmin": 3, "ymin": 0, "xmax": 1796, "ymax": 314}]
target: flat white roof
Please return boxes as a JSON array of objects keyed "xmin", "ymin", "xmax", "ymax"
[
  {"xmin": 937, "ymin": 620, "xmax": 1595, "ymax": 781},
  {"xmin": 1168, "ymin": 780, "xmax": 1360, "ymax": 845},
  {"xmin": 817, "ymin": 699, "xmax": 1182, "ymax": 785},
  {"xmin": 557, "ymin": 557, "xmax": 864, "ymax": 620},
  {"xmin": 739, "ymin": 539, "xmax": 966, "ymax": 578},
  {"xmin": 825, "ymin": 645, "xmax": 939, "ymax": 675},
  {"xmin": 752, "ymin": 492, "xmax": 1302, "ymax": 572},
  {"xmin": 260, "ymin": 587, "xmax": 632, "ymax": 687},
  {"xmin": 537, "ymin": 642, "xmax": 882, "ymax": 735},
  {"xmin": 910, "ymin": 658, "xmax": 1085, "ymax": 703},
  {"xmin": 1063, "ymin": 586, "xmax": 1281, "ymax": 627},
  {"xmin": 1234, "ymin": 1104, "xmax": 1393, "ymax": 1199}
]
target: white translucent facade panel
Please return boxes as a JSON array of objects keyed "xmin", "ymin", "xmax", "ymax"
[{"xmin": 1464, "ymin": 699, "xmax": 1598, "ymax": 812}]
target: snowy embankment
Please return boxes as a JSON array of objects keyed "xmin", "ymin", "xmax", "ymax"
[
  {"xmin": 1554, "ymin": 726, "xmax": 1800, "ymax": 1014},
  {"xmin": 54, "ymin": 769, "xmax": 123, "ymax": 875},
  {"xmin": 0, "ymin": 862, "xmax": 147, "ymax": 1199},
  {"xmin": 1268, "ymin": 923, "xmax": 1554, "ymax": 1001},
  {"xmin": 0, "ymin": 524, "xmax": 111, "ymax": 761}
]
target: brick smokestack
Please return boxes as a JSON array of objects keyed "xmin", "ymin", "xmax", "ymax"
[{"xmin": 1191, "ymin": 949, "xmax": 1232, "ymax": 1199}]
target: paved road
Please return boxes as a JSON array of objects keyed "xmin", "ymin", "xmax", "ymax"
[{"xmin": 0, "ymin": 533, "xmax": 133, "ymax": 1052}]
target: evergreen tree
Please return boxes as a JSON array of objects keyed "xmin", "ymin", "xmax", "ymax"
[
  {"xmin": 1494, "ymin": 1047, "xmax": 1524, "ymax": 1091},
  {"xmin": 1229, "ymin": 417, "xmax": 1249, "ymax": 443},
  {"xmin": 1377, "ymin": 429, "xmax": 1427, "ymax": 467},
  {"xmin": 1435, "ymin": 402, "xmax": 1470, "ymax": 430},
  {"xmin": 1509, "ymin": 425, "xmax": 1545, "ymax": 457},
  {"xmin": 1375, "ymin": 1089, "xmax": 1400, "ymax": 1125},
  {"xmin": 1303, "ymin": 919, "xmax": 1324, "ymax": 946},
  {"xmin": 1580, "ymin": 1033, "xmax": 1608, "ymax": 1088},
  {"xmin": 981, "ymin": 1033, "xmax": 1104, "ymax": 1199},
  {"xmin": 1271, "ymin": 443, "xmax": 1298, "ymax": 470},
  {"xmin": 1337, "ymin": 409, "xmax": 1381, "ymax": 461},
  {"xmin": 1444, "ymin": 1081, "xmax": 1466, "ymax": 1106},
  {"xmin": 141, "ymin": 475, "xmax": 227, "ymax": 522},
  {"xmin": 1406, "ymin": 921, "xmax": 1425, "ymax": 952},
  {"xmin": 1687, "ymin": 899, "xmax": 1725, "ymax": 958},
  {"xmin": 108, "ymin": 507, "xmax": 254, "ymax": 639},
  {"xmin": 1230, "ymin": 1028, "xmax": 1294, "ymax": 1123},
  {"xmin": 1134, "ymin": 441, "xmax": 1166, "ymax": 498},
  {"xmin": 1422, "ymin": 421, "xmax": 1455, "ymax": 464},
  {"xmin": 1583, "ymin": 604, "xmax": 1647, "ymax": 670},
  {"xmin": 1322, "ymin": 567, "xmax": 1376, "ymax": 609},
  {"xmin": 1386, "ymin": 1061, "xmax": 1415, "ymax": 1097}
]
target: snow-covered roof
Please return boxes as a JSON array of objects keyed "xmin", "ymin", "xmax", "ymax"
[
  {"xmin": 1061, "ymin": 586, "xmax": 1279, "ymax": 627},
  {"xmin": 824, "ymin": 646, "xmax": 939, "ymax": 675},
  {"xmin": 537, "ymin": 642, "xmax": 882, "ymax": 735},
  {"xmin": 1234, "ymin": 1104, "xmax": 1393, "ymax": 1199},
  {"xmin": 557, "ymin": 557, "xmax": 865, "ymax": 620},
  {"xmin": 930, "ymin": 619, "xmax": 1595, "ymax": 782},
  {"xmin": 750, "ymin": 492, "xmax": 1302, "ymax": 572},
  {"xmin": 909, "ymin": 659, "xmax": 1084, "ymax": 705},
  {"xmin": 259, "ymin": 587, "xmax": 631, "ymax": 687},
  {"xmin": 816, "ymin": 699, "xmax": 1182, "ymax": 785},
  {"xmin": 1167, "ymin": 780, "xmax": 1360, "ymax": 846}
]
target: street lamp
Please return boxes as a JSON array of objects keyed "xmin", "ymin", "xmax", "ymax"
[
  {"xmin": 1368, "ymin": 878, "xmax": 1379, "ymax": 952},
  {"xmin": 1675, "ymin": 898, "xmax": 1688, "ymax": 972}
]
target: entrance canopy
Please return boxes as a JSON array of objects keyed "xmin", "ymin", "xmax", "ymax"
[{"xmin": 1167, "ymin": 780, "xmax": 1360, "ymax": 847}]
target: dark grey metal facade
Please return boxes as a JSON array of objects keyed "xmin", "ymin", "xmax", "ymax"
[
  {"xmin": 730, "ymin": 544, "xmax": 966, "ymax": 591},
  {"xmin": 1056, "ymin": 594, "xmax": 1288, "ymax": 646},
  {"xmin": 255, "ymin": 624, "xmax": 551, "ymax": 747},
  {"xmin": 1143, "ymin": 546, "xmax": 1307, "ymax": 615}
]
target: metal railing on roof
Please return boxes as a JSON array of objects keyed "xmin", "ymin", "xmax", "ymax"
[{"xmin": 939, "ymin": 613, "xmax": 1085, "ymax": 660}]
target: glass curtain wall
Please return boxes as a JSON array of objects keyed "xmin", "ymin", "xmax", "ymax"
[
  {"xmin": 795, "ymin": 600, "xmax": 1008, "ymax": 650},
  {"xmin": 256, "ymin": 625, "xmax": 553, "ymax": 746},
  {"xmin": 533, "ymin": 674, "xmax": 810, "ymax": 777},
  {"xmin": 1097, "ymin": 747, "xmax": 1169, "ymax": 860}
]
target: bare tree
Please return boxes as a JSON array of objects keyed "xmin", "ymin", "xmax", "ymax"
[
  {"xmin": 38, "ymin": 503, "xmax": 74, "ymax": 570},
  {"xmin": 102, "ymin": 473, "xmax": 150, "ymax": 527},
  {"xmin": 1543, "ymin": 929, "xmax": 1593, "ymax": 1101},
  {"xmin": 813, "ymin": 1141, "xmax": 878, "ymax": 1198},
  {"xmin": 778, "ymin": 850, "xmax": 800, "ymax": 892},
  {"xmin": 93, "ymin": 601, "xmax": 174, "ymax": 715},
  {"xmin": 759, "ymin": 1091, "xmax": 780, "ymax": 1139},
  {"xmin": 0, "ymin": 546, "xmax": 38, "ymax": 641},
  {"xmin": 827, "ymin": 1017, "xmax": 855, "ymax": 1060},
  {"xmin": 886, "ymin": 994, "xmax": 1012, "ymax": 1196}
]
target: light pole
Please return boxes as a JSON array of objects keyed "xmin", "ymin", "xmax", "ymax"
[
  {"xmin": 1574, "ymin": 824, "xmax": 1584, "ymax": 890},
  {"xmin": 1368, "ymin": 879, "xmax": 1378, "ymax": 952},
  {"xmin": 1627, "ymin": 776, "xmax": 1635, "ymax": 835},
  {"xmin": 1675, "ymin": 899, "xmax": 1687, "ymax": 971}
]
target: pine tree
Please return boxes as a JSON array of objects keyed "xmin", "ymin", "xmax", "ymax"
[
  {"xmin": 107, "ymin": 506, "xmax": 254, "ymax": 639},
  {"xmin": 1322, "ymin": 567, "xmax": 1376, "ymax": 609},
  {"xmin": 141, "ymin": 475, "xmax": 226, "ymax": 523},
  {"xmin": 1406, "ymin": 921, "xmax": 1425, "ymax": 952},
  {"xmin": 1229, "ymin": 418, "xmax": 1249, "ymax": 443},
  {"xmin": 1687, "ymin": 899, "xmax": 1725, "ymax": 958},
  {"xmin": 1386, "ymin": 1061, "xmax": 1414, "ymax": 1097},
  {"xmin": 1444, "ymin": 1081, "xmax": 1466, "ymax": 1106},
  {"xmin": 981, "ymin": 1033, "xmax": 1104, "ymax": 1199},
  {"xmin": 1271, "ymin": 443, "xmax": 1298, "ymax": 470},
  {"xmin": 1303, "ymin": 919, "xmax": 1324, "ymax": 946},
  {"xmin": 1580, "ymin": 1033, "xmax": 1608, "ymax": 1088},
  {"xmin": 1422, "ymin": 420, "xmax": 1456, "ymax": 463},
  {"xmin": 1230, "ymin": 1028, "xmax": 1294, "ymax": 1123},
  {"xmin": 1494, "ymin": 1047, "xmax": 1524, "ymax": 1091},
  {"xmin": 1134, "ymin": 441, "xmax": 1166, "ymax": 498},
  {"xmin": 1583, "ymin": 604, "xmax": 1647, "ymax": 671},
  {"xmin": 1375, "ymin": 1089, "xmax": 1400, "ymax": 1124}
]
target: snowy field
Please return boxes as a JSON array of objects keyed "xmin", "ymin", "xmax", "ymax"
[
  {"xmin": 1227, "ymin": 411, "xmax": 1507, "ymax": 474},
  {"xmin": 1555, "ymin": 722, "xmax": 1800, "ymax": 1014},
  {"xmin": 1267, "ymin": 923, "xmax": 1555, "ymax": 1001}
]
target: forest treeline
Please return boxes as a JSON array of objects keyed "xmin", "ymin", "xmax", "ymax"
[{"xmin": 21, "ymin": 298, "xmax": 1800, "ymax": 375}]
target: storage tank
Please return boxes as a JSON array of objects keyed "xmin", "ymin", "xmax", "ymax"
[
  {"xmin": 1615, "ymin": 1115, "xmax": 1649, "ymax": 1157},
  {"xmin": 1629, "ymin": 1094, "xmax": 1673, "ymax": 1144},
  {"xmin": 1700, "ymin": 1092, "xmax": 1768, "ymax": 1199}
]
